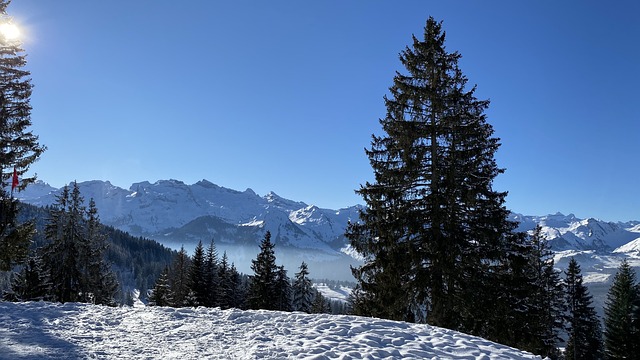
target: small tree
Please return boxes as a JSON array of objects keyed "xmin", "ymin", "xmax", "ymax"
[
  {"xmin": 292, "ymin": 262, "xmax": 313, "ymax": 313},
  {"xmin": 247, "ymin": 231, "xmax": 278, "ymax": 310},
  {"xmin": 564, "ymin": 257, "xmax": 603, "ymax": 360},
  {"xmin": 148, "ymin": 267, "xmax": 173, "ymax": 307}
]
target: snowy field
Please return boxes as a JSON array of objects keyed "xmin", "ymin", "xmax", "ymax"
[{"xmin": 0, "ymin": 302, "xmax": 543, "ymax": 359}]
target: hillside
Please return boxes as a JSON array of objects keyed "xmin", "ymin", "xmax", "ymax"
[{"xmin": 0, "ymin": 301, "xmax": 543, "ymax": 359}]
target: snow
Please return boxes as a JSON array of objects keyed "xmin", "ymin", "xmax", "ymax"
[
  {"xmin": 315, "ymin": 283, "xmax": 352, "ymax": 302},
  {"xmin": 0, "ymin": 301, "xmax": 543, "ymax": 359}
]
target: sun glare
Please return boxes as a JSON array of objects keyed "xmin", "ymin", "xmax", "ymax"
[{"xmin": 0, "ymin": 23, "xmax": 20, "ymax": 40}]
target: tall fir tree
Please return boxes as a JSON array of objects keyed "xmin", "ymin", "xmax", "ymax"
[
  {"xmin": 604, "ymin": 259, "xmax": 640, "ymax": 359},
  {"xmin": 0, "ymin": 0, "xmax": 45, "ymax": 271},
  {"xmin": 274, "ymin": 265, "xmax": 292, "ymax": 312},
  {"xmin": 521, "ymin": 226, "xmax": 565, "ymax": 358},
  {"xmin": 83, "ymin": 198, "xmax": 117, "ymax": 305},
  {"xmin": 188, "ymin": 241, "xmax": 206, "ymax": 306},
  {"xmin": 169, "ymin": 246, "xmax": 191, "ymax": 307},
  {"xmin": 346, "ymin": 17, "xmax": 518, "ymax": 330},
  {"xmin": 217, "ymin": 251, "xmax": 233, "ymax": 309},
  {"xmin": 248, "ymin": 231, "xmax": 278, "ymax": 310},
  {"xmin": 203, "ymin": 238, "xmax": 219, "ymax": 307},
  {"xmin": 564, "ymin": 257, "xmax": 603, "ymax": 360},
  {"xmin": 292, "ymin": 262, "xmax": 313, "ymax": 313}
]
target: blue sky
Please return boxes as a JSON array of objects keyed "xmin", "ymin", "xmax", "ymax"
[{"xmin": 8, "ymin": 1, "xmax": 640, "ymax": 221}]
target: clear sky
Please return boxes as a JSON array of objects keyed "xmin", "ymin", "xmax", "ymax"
[{"xmin": 6, "ymin": 1, "xmax": 640, "ymax": 222}]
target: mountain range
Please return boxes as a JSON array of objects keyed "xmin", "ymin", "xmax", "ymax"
[{"xmin": 16, "ymin": 179, "xmax": 640, "ymax": 292}]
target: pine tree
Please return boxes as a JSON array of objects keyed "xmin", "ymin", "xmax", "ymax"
[
  {"xmin": 0, "ymin": 0, "xmax": 46, "ymax": 271},
  {"xmin": 41, "ymin": 183, "xmax": 117, "ymax": 304},
  {"xmin": 274, "ymin": 265, "xmax": 291, "ymax": 311},
  {"xmin": 292, "ymin": 262, "xmax": 313, "ymax": 313},
  {"xmin": 188, "ymin": 241, "xmax": 206, "ymax": 306},
  {"xmin": 564, "ymin": 257, "xmax": 603, "ymax": 360},
  {"xmin": 227, "ymin": 262, "xmax": 246, "ymax": 309},
  {"xmin": 604, "ymin": 259, "xmax": 640, "ymax": 359},
  {"xmin": 522, "ymin": 226, "xmax": 565, "ymax": 359},
  {"xmin": 42, "ymin": 185, "xmax": 84, "ymax": 302},
  {"xmin": 346, "ymin": 17, "xmax": 518, "ymax": 329},
  {"xmin": 169, "ymin": 246, "xmax": 191, "ymax": 307},
  {"xmin": 217, "ymin": 251, "xmax": 233, "ymax": 309},
  {"xmin": 148, "ymin": 266, "xmax": 173, "ymax": 307},
  {"xmin": 203, "ymin": 239, "xmax": 219, "ymax": 307},
  {"xmin": 84, "ymin": 198, "xmax": 117, "ymax": 305},
  {"xmin": 6, "ymin": 255, "xmax": 50, "ymax": 301},
  {"xmin": 311, "ymin": 290, "xmax": 330, "ymax": 314},
  {"xmin": 247, "ymin": 231, "xmax": 278, "ymax": 310}
]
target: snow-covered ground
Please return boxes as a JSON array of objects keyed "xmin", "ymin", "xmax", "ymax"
[{"xmin": 0, "ymin": 301, "xmax": 543, "ymax": 359}]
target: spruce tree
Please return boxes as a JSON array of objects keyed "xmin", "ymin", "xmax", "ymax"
[
  {"xmin": 292, "ymin": 262, "xmax": 313, "ymax": 313},
  {"xmin": 203, "ymin": 239, "xmax": 219, "ymax": 307},
  {"xmin": 248, "ymin": 231, "xmax": 278, "ymax": 310},
  {"xmin": 84, "ymin": 198, "xmax": 117, "ymax": 305},
  {"xmin": 169, "ymin": 246, "xmax": 191, "ymax": 307},
  {"xmin": 564, "ymin": 257, "xmax": 603, "ymax": 360},
  {"xmin": 0, "ymin": 0, "xmax": 46, "ymax": 271},
  {"xmin": 148, "ymin": 266, "xmax": 173, "ymax": 307},
  {"xmin": 604, "ymin": 259, "xmax": 640, "ymax": 359},
  {"xmin": 42, "ymin": 185, "xmax": 83, "ymax": 302},
  {"xmin": 522, "ymin": 226, "xmax": 565, "ymax": 359},
  {"xmin": 274, "ymin": 265, "xmax": 292, "ymax": 311},
  {"xmin": 217, "ymin": 251, "xmax": 233, "ymax": 309},
  {"xmin": 346, "ymin": 17, "xmax": 518, "ymax": 329},
  {"xmin": 41, "ymin": 183, "xmax": 117, "ymax": 304},
  {"xmin": 188, "ymin": 241, "xmax": 206, "ymax": 306},
  {"xmin": 6, "ymin": 255, "xmax": 50, "ymax": 301}
]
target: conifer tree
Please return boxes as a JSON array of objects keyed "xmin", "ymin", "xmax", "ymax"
[
  {"xmin": 248, "ymin": 231, "xmax": 278, "ymax": 310},
  {"xmin": 169, "ymin": 246, "xmax": 191, "ymax": 307},
  {"xmin": 228, "ymin": 262, "xmax": 246, "ymax": 309},
  {"xmin": 42, "ymin": 185, "xmax": 83, "ymax": 302},
  {"xmin": 84, "ymin": 198, "xmax": 117, "ymax": 305},
  {"xmin": 148, "ymin": 266, "xmax": 173, "ymax": 307},
  {"xmin": 203, "ymin": 239, "xmax": 219, "ymax": 307},
  {"xmin": 188, "ymin": 241, "xmax": 207, "ymax": 306},
  {"xmin": 292, "ymin": 262, "xmax": 313, "ymax": 313},
  {"xmin": 217, "ymin": 251, "xmax": 233, "ymax": 309},
  {"xmin": 0, "ymin": 0, "xmax": 46, "ymax": 271},
  {"xmin": 604, "ymin": 259, "xmax": 640, "ymax": 359},
  {"xmin": 346, "ymin": 17, "xmax": 518, "ymax": 329},
  {"xmin": 521, "ymin": 226, "xmax": 565, "ymax": 359},
  {"xmin": 41, "ymin": 183, "xmax": 117, "ymax": 304},
  {"xmin": 564, "ymin": 257, "xmax": 603, "ymax": 360},
  {"xmin": 7, "ymin": 255, "xmax": 50, "ymax": 301},
  {"xmin": 274, "ymin": 265, "xmax": 292, "ymax": 311}
]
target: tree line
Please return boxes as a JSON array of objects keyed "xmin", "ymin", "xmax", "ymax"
[{"xmin": 148, "ymin": 230, "xmax": 346, "ymax": 315}]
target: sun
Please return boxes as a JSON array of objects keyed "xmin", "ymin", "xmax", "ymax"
[{"xmin": 0, "ymin": 23, "xmax": 20, "ymax": 40}]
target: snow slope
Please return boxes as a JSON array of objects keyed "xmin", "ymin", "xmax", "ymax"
[{"xmin": 0, "ymin": 301, "xmax": 543, "ymax": 359}]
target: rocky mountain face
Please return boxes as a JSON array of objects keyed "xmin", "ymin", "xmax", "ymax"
[
  {"xmin": 17, "ymin": 179, "xmax": 362, "ymax": 280},
  {"xmin": 17, "ymin": 179, "xmax": 640, "ymax": 286}
]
